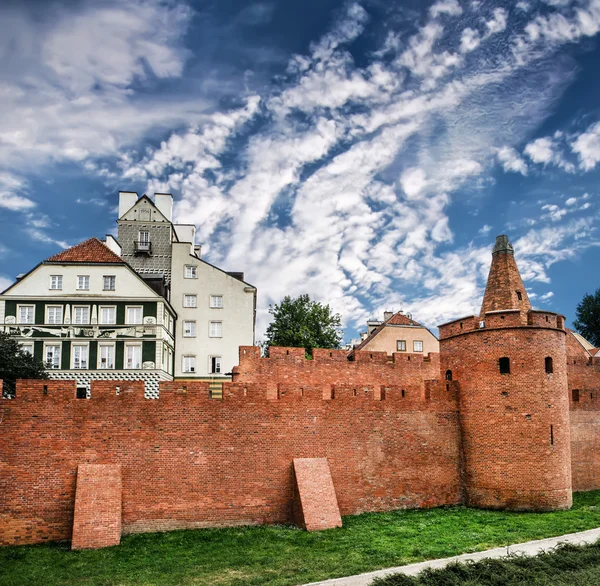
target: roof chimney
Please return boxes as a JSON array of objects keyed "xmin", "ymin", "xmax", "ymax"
[
  {"xmin": 118, "ymin": 191, "xmax": 138, "ymax": 219},
  {"xmin": 480, "ymin": 235, "xmax": 531, "ymax": 316},
  {"xmin": 383, "ymin": 311, "xmax": 393, "ymax": 321},
  {"xmin": 154, "ymin": 193, "xmax": 173, "ymax": 222}
]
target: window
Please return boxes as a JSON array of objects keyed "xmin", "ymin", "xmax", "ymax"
[
  {"xmin": 72, "ymin": 345, "xmax": 88, "ymax": 369},
  {"xmin": 125, "ymin": 345, "xmax": 141, "ymax": 369},
  {"xmin": 183, "ymin": 355, "xmax": 196, "ymax": 373},
  {"xmin": 210, "ymin": 295, "xmax": 223, "ymax": 308},
  {"xmin": 499, "ymin": 357, "xmax": 510, "ymax": 374},
  {"xmin": 98, "ymin": 345, "xmax": 115, "ymax": 369},
  {"xmin": 209, "ymin": 321, "xmax": 222, "ymax": 338},
  {"xmin": 73, "ymin": 306, "xmax": 89, "ymax": 325},
  {"xmin": 183, "ymin": 294, "xmax": 197, "ymax": 308},
  {"xmin": 396, "ymin": 340, "xmax": 406, "ymax": 352},
  {"xmin": 445, "ymin": 370, "xmax": 453, "ymax": 381},
  {"xmin": 126, "ymin": 306, "xmax": 143, "ymax": 324},
  {"xmin": 77, "ymin": 275, "xmax": 90, "ymax": 290},
  {"xmin": 45, "ymin": 344, "xmax": 61, "ymax": 369},
  {"xmin": 185, "ymin": 265, "xmax": 197, "ymax": 279},
  {"xmin": 572, "ymin": 389, "xmax": 580, "ymax": 402},
  {"xmin": 76, "ymin": 387, "xmax": 87, "ymax": 399},
  {"xmin": 18, "ymin": 305, "xmax": 35, "ymax": 324},
  {"xmin": 99, "ymin": 306, "xmax": 116, "ymax": 325},
  {"xmin": 50, "ymin": 275, "xmax": 62, "ymax": 290},
  {"xmin": 516, "ymin": 290, "xmax": 523, "ymax": 301},
  {"xmin": 103, "ymin": 276, "xmax": 116, "ymax": 291},
  {"xmin": 545, "ymin": 357, "xmax": 553, "ymax": 374},
  {"xmin": 139, "ymin": 230, "xmax": 150, "ymax": 244},
  {"xmin": 183, "ymin": 321, "xmax": 196, "ymax": 337},
  {"xmin": 413, "ymin": 340, "xmax": 423, "ymax": 352},
  {"xmin": 210, "ymin": 356, "xmax": 222, "ymax": 374},
  {"xmin": 46, "ymin": 305, "xmax": 63, "ymax": 325},
  {"xmin": 20, "ymin": 343, "xmax": 33, "ymax": 355}
]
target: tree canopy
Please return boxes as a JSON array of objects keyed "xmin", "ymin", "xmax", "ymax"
[
  {"xmin": 573, "ymin": 287, "xmax": 600, "ymax": 348},
  {"xmin": 263, "ymin": 294, "xmax": 343, "ymax": 356},
  {"xmin": 0, "ymin": 332, "xmax": 48, "ymax": 398}
]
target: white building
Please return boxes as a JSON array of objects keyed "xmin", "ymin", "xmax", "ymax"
[
  {"xmin": 0, "ymin": 237, "xmax": 176, "ymax": 398},
  {"xmin": 116, "ymin": 192, "xmax": 256, "ymax": 383}
]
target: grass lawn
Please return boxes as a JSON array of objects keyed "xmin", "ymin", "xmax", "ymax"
[
  {"xmin": 2, "ymin": 491, "xmax": 600, "ymax": 586},
  {"xmin": 372, "ymin": 542, "xmax": 600, "ymax": 585}
]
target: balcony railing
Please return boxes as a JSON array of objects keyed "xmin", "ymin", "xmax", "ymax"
[{"xmin": 134, "ymin": 240, "xmax": 152, "ymax": 255}]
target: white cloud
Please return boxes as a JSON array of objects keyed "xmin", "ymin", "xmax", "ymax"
[
  {"xmin": 460, "ymin": 28, "xmax": 481, "ymax": 53},
  {"xmin": 0, "ymin": 172, "xmax": 35, "ymax": 211},
  {"xmin": 484, "ymin": 8, "xmax": 507, "ymax": 36},
  {"xmin": 565, "ymin": 197, "xmax": 577, "ymax": 206},
  {"xmin": 478, "ymin": 224, "xmax": 492, "ymax": 235},
  {"xmin": 571, "ymin": 121, "xmax": 600, "ymax": 171},
  {"xmin": 539, "ymin": 291, "xmax": 554, "ymax": 301},
  {"xmin": 429, "ymin": 0, "xmax": 463, "ymax": 19},
  {"xmin": 524, "ymin": 136, "xmax": 575, "ymax": 172},
  {"xmin": 0, "ymin": 275, "xmax": 13, "ymax": 292},
  {"xmin": 496, "ymin": 146, "xmax": 528, "ymax": 175}
]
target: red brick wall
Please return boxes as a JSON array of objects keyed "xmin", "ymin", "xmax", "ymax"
[
  {"xmin": 0, "ymin": 359, "xmax": 461, "ymax": 546},
  {"xmin": 441, "ymin": 324, "xmax": 572, "ymax": 511},
  {"xmin": 566, "ymin": 332, "xmax": 600, "ymax": 491}
]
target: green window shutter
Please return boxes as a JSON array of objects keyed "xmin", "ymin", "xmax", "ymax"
[
  {"xmin": 115, "ymin": 341, "xmax": 124, "ymax": 369},
  {"xmin": 142, "ymin": 341, "xmax": 155, "ymax": 363},
  {"xmin": 34, "ymin": 340, "xmax": 43, "ymax": 362},
  {"xmin": 89, "ymin": 341, "xmax": 98, "ymax": 370},
  {"xmin": 61, "ymin": 341, "xmax": 71, "ymax": 370}
]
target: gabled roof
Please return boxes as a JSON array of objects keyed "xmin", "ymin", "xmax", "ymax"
[
  {"xmin": 351, "ymin": 311, "xmax": 426, "ymax": 352},
  {"xmin": 45, "ymin": 238, "xmax": 125, "ymax": 264}
]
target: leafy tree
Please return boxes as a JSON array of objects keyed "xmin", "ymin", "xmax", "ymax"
[
  {"xmin": 264, "ymin": 294, "xmax": 343, "ymax": 356},
  {"xmin": 573, "ymin": 287, "xmax": 600, "ymax": 348},
  {"xmin": 0, "ymin": 332, "xmax": 48, "ymax": 398}
]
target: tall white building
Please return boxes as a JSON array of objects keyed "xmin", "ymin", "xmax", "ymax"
[{"xmin": 116, "ymin": 192, "xmax": 256, "ymax": 383}]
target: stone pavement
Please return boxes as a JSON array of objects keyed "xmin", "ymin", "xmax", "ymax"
[{"xmin": 302, "ymin": 527, "xmax": 600, "ymax": 586}]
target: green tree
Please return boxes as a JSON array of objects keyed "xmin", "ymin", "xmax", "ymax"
[
  {"xmin": 0, "ymin": 332, "xmax": 48, "ymax": 398},
  {"xmin": 263, "ymin": 294, "xmax": 343, "ymax": 356},
  {"xmin": 573, "ymin": 287, "xmax": 600, "ymax": 347}
]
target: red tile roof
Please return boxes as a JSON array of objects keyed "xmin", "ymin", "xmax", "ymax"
[
  {"xmin": 351, "ymin": 312, "xmax": 424, "ymax": 352},
  {"xmin": 45, "ymin": 238, "xmax": 124, "ymax": 264}
]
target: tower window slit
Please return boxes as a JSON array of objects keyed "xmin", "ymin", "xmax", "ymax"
[
  {"xmin": 545, "ymin": 357, "xmax": 553, "ymax": 374},
  {"xmin": 499, "ymin": 357, "xmax": 510, "ymax": 374}
]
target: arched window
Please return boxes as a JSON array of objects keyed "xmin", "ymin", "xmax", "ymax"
[
  {"xmin": 499, "ymin": 357, "xmax": 510, "ymax": 374},
  {"xmin": 445, "ymin": 370, "xmax": 453, "ymax": 381},
  {"xmin": 545, "ymin": 357, "xmax": 553, "ymax": 374}
]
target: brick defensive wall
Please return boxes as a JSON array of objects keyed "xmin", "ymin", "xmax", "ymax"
[{"xmin": 0, "ymin": 354, "xmax": 461, "ymax": 546}]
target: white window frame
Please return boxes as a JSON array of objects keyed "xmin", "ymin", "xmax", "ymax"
[
  {"xmin": 44, "ymin": 343, "xmax": 61, "ymax": 369},
  {"xmin": 183, "ymin": 294, "xmax": 197, "ymax": 308},
  {"xmin": 209, "ymin": 321, "xmax": 222, "ymax": 338},
  {"xmin": 17, "ymin": 304, "xmax": 35, "ymax": 324},
  {"xmin": 413, "ymin": 340, "xmax": 423, "ymax": 352},
  {"xmin": 46, "ymin": 305, "xmax": 63, "ymax": 325},
  {"xmin": 182, "ymin": 355, "xmax": 196, "ymax": 373},
  {"xmin": 183, "ymin": 321, "xmax": 196, "ymax": 337},
  {"xmin": 209, "ymin": 295, "xmax": 223, "ymax": 309},
  {"xmin": 72, "ymin": 344, "xmax": 89, "ymax": 370},
  {"xmin": 124, "ymin": 344, "xmax": 142, "ymax": 369},
  {"xmin": 103, "ymin": 275, "xmax": 116, "ymax": 291},
  {"xmin": 49, "ymin": 275, "xmax": 62, "ymax": 290},
  {"xmin": 126, "ymin": 305, "xmax": 143, "ymax": 325},
  {"xmin": 98, "ymin": 344, "xmax": 115, "ymax": 369},
  {"xmin": 77, "ymin": 275, "xmax": 90, "ymax": 291},
  {"xmin": 99, "ymin": 306, "xmax": 117, "ymax": 325},
  {"xmin": 185, "ymin": 265, "xmax": 198, "ymax": 279},
  {"xmin": 72, "ymin": 305, "xmax": 90, "ymax": 325},
  {"xmin": 209, "ymin": 355, "xmax": 222, "ymax": 374},
  {"xmin": 397, "ymin": 340, "xmax": 406, "ymax": 352},
  {"xmin": 20, "ymin": 343, "xmax": 34, "ymax": 356}
]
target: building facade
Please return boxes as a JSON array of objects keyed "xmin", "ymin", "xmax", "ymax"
[
  {"xmin": 0, "ymin": 238, "xmax": 176, "ymax": 398},
  {"xmin": 116, "ymin": 192, "xmax": 257, "ymax": 382},
  {"xmin": 349, "ymin": 311, "xmax": 440, "ymax": 356}
]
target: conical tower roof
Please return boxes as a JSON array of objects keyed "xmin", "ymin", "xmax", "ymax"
[{"xmin": 480, "ymin": 235, "xmax": 531, "ymax": 316}]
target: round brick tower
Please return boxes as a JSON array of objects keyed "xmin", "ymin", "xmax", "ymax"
[{"xmin": 439, "ymin": 235, "xmax": 572, "ymax": 511}]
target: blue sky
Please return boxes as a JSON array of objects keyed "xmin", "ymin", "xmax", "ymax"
[{"xmin": 0, "ymin": 0, "xmax": 599, "ymax": 341}]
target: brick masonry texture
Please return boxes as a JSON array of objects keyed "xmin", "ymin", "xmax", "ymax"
[
  {"xmin": 71, "ymin": 464, "xmax": 122, "ymax": 550},
  {"xmin": 292, "ymin": 458, "xmax": 342, "ymax": 531}
]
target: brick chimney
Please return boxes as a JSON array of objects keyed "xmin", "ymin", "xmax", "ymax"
[{"xmin": 480, "ymin": 235, "xmax": 531, "ymax": 317}]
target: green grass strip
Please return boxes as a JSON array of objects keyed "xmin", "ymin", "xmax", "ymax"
[{"xmin": 2, "ymin": 491, "xmax": 600, "ymax": 586}]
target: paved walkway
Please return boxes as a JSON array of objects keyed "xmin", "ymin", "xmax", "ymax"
[{"xmin": 302, "ymin": 527, "xmax": 600, "ymax": 586}]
